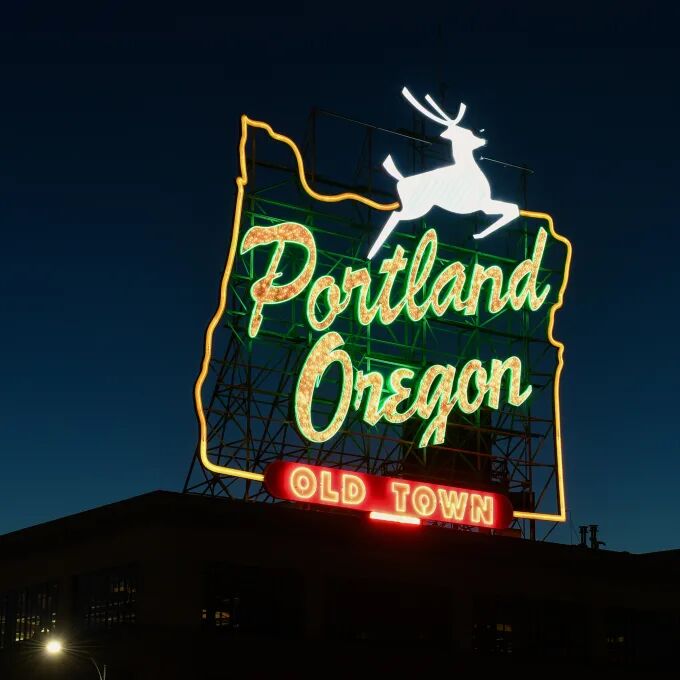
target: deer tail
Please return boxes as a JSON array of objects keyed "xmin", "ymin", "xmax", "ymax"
[{"xmin": 382, "ymin": 155, "xmax": 403, "ymax": 181}]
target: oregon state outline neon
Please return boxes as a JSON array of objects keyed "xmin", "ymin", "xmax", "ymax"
[{"xmin": 193, "ymin": 115, "xmax": 572, "ymax": 523}]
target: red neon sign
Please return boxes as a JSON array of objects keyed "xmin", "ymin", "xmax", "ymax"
[
  {"xmin": 264, "ymin": 461, "xmax": 514, "ymax": 529},
  {"xmin": 369, "ymin": 511, "xmax": 421, "ymax": 526}
]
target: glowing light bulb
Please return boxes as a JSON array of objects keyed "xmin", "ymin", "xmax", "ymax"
[{"xmin": 46, "ymin": 639, "xmax": 63, "ymax": 655}]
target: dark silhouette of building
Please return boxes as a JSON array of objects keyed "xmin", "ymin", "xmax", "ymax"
[{"xmin": 0, "ymin": 491, "xmax": 678, "ymax": 678}]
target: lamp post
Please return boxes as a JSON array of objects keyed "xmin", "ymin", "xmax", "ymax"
[{"xmin": 45, "ymin": 638, "xmax": 107, "ymax": 680}]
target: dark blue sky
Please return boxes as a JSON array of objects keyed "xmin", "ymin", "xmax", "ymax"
[{"xmin": 2, "ymin": 2, "xmax": 679, "ymax": 552}]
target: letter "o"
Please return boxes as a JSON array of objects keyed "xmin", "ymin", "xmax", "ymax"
[
  {"xmin": 457, "ymin": 360, "xmax": 488, "ymax": 414},
  {"xmin": 294, "ymin": 332, "xmax": 353, "ymax": 443},
  {"xmin": 306, "ymin": 276, "xmax": 342, "ymax": 331},
  {"xmin": 412, "ymin": 485, "xmax": 437, "ymax": 516},
  {"xmin": 290, "ymin": 467, "xmax": 317, "ymax": 500}
]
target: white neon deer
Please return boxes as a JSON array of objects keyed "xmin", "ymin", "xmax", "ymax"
[{"xmin": 367, "ymin": 87, "xmax": 520, "ymax": 259}]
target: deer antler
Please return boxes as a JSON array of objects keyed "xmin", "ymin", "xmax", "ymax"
[
  {"xmin": 451, "ymin": 102, "xmax": 466, "ymax": 125},
  {"xmin": 423, "ymin": 94, "xmax": 451, "ymax": 121},
  {"xmin": 401, "ymin": 87, "xmax": 448, "ymax": 125},
  {"xmin": 425, "ymin": 95, "xmax": 466, "ymax": 126}
]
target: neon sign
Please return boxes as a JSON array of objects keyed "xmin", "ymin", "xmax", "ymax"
[
  {"xmin": 193, "ymin": 91, "xmax": 573, "ymax": 525},
  {"xmin": 264, "ymin": 461, "xmax": 514, "ymax": 529}
]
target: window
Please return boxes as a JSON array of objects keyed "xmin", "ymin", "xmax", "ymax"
[
  {"xmin": 201, "ymin": 597, "xmax": 239, "ymax": 629},
  {"xmin": 472, "ymin": 595, "xmax": 524, "ymax": 656},
  {"xmin": 0, "ymin": 583, "xmax": 59, "ymax": 646},
  {"xmin": 605, "ymin": 607, "xmax": 634, "ymax": 664},
  {"xmin": 76, "ymin": 565, "xmax": 137, "ymax": 630},
  {"xmin": 472, "ymin": 622, "xmax": 513, "ymax": 655},
  {"xmin": 15, "ymin": 582, "xmax": 58, "ymax": 643},
  {"xmin": 202, "ymin": 563, "xmax": 303, "ymax": 638}
]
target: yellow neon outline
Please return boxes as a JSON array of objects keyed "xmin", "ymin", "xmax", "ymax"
[
  {"xmin": 513, "ymin": 209, "xmax": 572, "ymax": 522},
  {"xmin": 194, "ymin": 116, "xmax": 398, "ymax": 483},
  {"xmin": 193, "ymin": 118, "xmax": 572, "ymax": 524}
]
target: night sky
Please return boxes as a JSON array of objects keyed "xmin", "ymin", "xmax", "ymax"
[{"xmin": 2, "ymin": 2, "xmax": 679, "ymax": 553}]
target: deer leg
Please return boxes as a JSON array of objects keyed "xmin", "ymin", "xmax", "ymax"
[
  {"xmin": 474, "ymin": 200, "xmax": 520, "ymax": 239},
  {"xmin": 367, "ymin": 212, "xmax": 402, "ymax": 259}
]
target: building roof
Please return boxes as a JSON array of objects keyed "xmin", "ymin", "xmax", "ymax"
[{"xmin": 1, "ymin": 490, "xmax": 675, "ymax": 568}]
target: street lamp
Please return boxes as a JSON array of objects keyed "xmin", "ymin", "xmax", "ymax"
[
  {"xmin": 44, "ymin": 638, "xmax": 107, "ymax": 680},
  {"xmin": 45, "ymin": 639, "xmax": 63, "ymax": 655}
]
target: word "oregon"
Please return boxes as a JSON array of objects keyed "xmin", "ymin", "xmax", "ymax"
[
  {"xmin": 241, "ymin": 222, "xmax": 551, "ymax": 338},
  {"xmin": 295, "ymin": 331, "xmax": 531, "ymax": 448}
]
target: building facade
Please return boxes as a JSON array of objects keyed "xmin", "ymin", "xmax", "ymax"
[{"xmin": 0, "ymin": 491, "xmax": 677, "ymax": 678}]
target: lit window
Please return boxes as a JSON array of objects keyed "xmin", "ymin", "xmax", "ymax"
[
  {"xmin": 1, "ymin": 583, "xmax": 58, "ymax": 646},
  {"xmin": 77, "ymin": 565, "xmax": 138, "ymax": 630}
]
